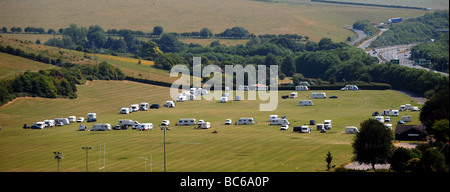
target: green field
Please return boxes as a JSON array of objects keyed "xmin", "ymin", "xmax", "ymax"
[
  {"xmin": 0, "ymin": 80, "xmax": 423, "ymax": 172},
  {"xmin": 0, "ymin": 0, "xmax": 430, "ymax": 42}
]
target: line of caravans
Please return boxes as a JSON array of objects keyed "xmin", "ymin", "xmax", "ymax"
[{"xmin": 26, "ymin": 113, "xmax": 96, "ymax": 129}]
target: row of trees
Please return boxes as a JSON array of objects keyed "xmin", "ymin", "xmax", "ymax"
[
  {"xmin": 0, "ymin": 62, "xmax": 125, "ymax": 106},
  {"xmin": 410, "ymin": 33, "xmax": 449, "ymax": 72}
]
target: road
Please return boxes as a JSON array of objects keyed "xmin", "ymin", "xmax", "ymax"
[
  {"xmin": 357, "ymin": 29, "xmax": 387, "ymax": 49},
  {"xmin": 348, "ymin": 28, "xmax": 367, "ymax": 46}
]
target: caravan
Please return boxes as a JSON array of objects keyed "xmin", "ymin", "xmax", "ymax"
[
  {"xmin": 341, "ymin": 85, "xmax": 359, "ymax": 91},
  {"xmin": 140, "ymin": 102, "xmax": 149, "ymax": 111},
  {"xmin": 345, "ymin": 126, "xmax": 359, "ymax": 134},
  {"xmin": 293, "ymin": 125, "xmax": 310, "ymax": 133},
  {"xmin": 138, "ymin": 123, "xmax": 153, "ymax": 131},
  {"xmin": 131, "ymin": 104, "xmax": 139, "ymax": 112},
  {"xmin": 311, "ymin": 92, "xmax": 326, "ymax": 99},
  {"xmin": 200, "ymin": 122, "xmax": 211, "ymax": 129},
  {"xmin": 391, "ymin": 110, "xmax": 399, "ymax": 116},
  {"xmin": 87, "ymin": 113, "xmax": 97, "ymax": 122},
  {"xmin": 68, "ymin": 116, "xmax": 76, "ymax": 123},
  {"xmin": 236, "ymin": 118, "xmax": 254, "ymax": 125},
  {"xmin": 375, "ymin": 116, "xmax": 384, "ymax": 123},
  {"xmin": 220, "ymin": 97, "xmax": 228, "ymax": 103},
  {"xmin": 295, "ymin": 85, "xmax": 309, "ymax": 91},
  {"xmin": 44, "ymin": 120, "xmax": 55, "ymax": 127},
  {"xmin": 55, "ymin": 118, "xmax": 70, "ymax": 125},
  {"xmin": 270, "ymin": 118, "xmax": 290, "ymax": 125},
  {"xmin": 90, "ymin": 124, "xmax": 111, "ymax": 131},
  {"xmin": 31, "ymin": 122, "xmax": 45, "ymax": 129},
  {"xmin": 299, "ymin": 100, "xmax": 314, "ymax": 106},
  {"xmin": 177, "ymin": 119, "xmax": 197, "ymax": 126},
  {"xmin": 164, "ymin": 100, "xmax": 175, "ymax": 108},
  {"xmin": 290, "ymin": 92, "xmax": 298, "ymax": 98},
  {"xmin": 120, "ymin": 107, "xmax": 130, "ymax": 114}
]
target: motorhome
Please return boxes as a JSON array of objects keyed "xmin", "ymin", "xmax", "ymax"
[
  {"xmin": 295, "ymin": 85, "xmax": 309, "ymax": 91},
  {"xmin": 44, "ymin": 120, "xmax": 55, "ymax": 127},
  {"xmin": 270, "ymin": 118, "xmax": 290, "ymax": 125},
  {"xmin": 200, "ymin": 122, "xmax": 211, "ymax": 129},
  {"xmin": 236, "ymin": 118, "xmax": 254, "ymax": 125},
  {"xmin": 54, "ymin": 118, "xmax": 70, "ymax": 125},
  {"xmin": 140, "ymin": 102, "xmax": 149, "ymax": 111},
  {"xmin": 177, "ymin": 119, "xmax": 197, "ymax": 126},
  {"xmin": 401, "ymin": 116, "xmax": 412, "ymax": 122},
  {"xmin": 87, "ymin": 113, "xmax": 97, "ymax": 122},
  {"xmin": 138, "ymin": 123, "xmax": 153, "ymax": 131},
  {"xmin": 375, "ymin": 116, "xmax": 384, "ymax": 123},
  {"xmin": 405, "ymin": 104, "xmax": 411, "ymax": 110},
  {"xmin": 300, "ymin": 125, "xmax": 310, "ymax": 133},
  {"xmin": 68, "ymin": 116, "xmax": 76, "ymax": 123},
  {"xmin": 299, "ymin": 100, "xmax": 314, "ymax": 106},
  {"xmin": 120, "ymin": 107, "xmax": 130, "ymax": 114},
  {"xmin": 345, "ymin": 126, "xmax": 359, "ymax": 134},
  {"xmin": 391, "ymin": 110, "xmax": 399, "ymax": 116},
  {"xmin": 131, "ymin": 104, "xmax": 139, "ymax": 112},
  {"xmin": 290, "ymin": 92, "xmax": 298, "ymax": 98},
  {"xmin": 311, "ymin": 92, "xmax": 326, "ymax": 99},
  {"xmin": 90, "ymin": 124, "xmax": 111, "ymax": 131}
]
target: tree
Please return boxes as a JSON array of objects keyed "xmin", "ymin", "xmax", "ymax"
[
  {"xmin": 87, "ymin": 25, "xmax": 106, "ymax": 49},
  {"xmin": 200, "ymin": 28, "xmax": 213, "ymax": 38},
  {"xmin": 352, "ymin": 119, "xmax": 394, "ymax": 171},
  {"xmin": 420, "ymin": 148, "xmax": 448, "ymax": 172},
  {"xmin": 157, "ymin": 33, "xmax": 183, "ymax": 53},
  {"xmin": 325, "ymin": 151, "xmax": 333, "ymax": 171},
  {"xmin": 153, "ymin": 26, "xmax": 164, "ymax": 36},
  {"xmin": 419, "ymin": 87, "xmax": 449, "ymax": 132},
  {"xmin": 281, "ymin": 54, "xmax": 295, "ymax": 77},
  {"xmin": 390, "ymin": 147, "xmax": 414, "ymax": 172},
  {"xmin": 140, "ymin": 40, "xmax": 162, "ymax": 60},
  {"xmin": 431, "ymin": 119, "xmax": 449, "ymax": 144},
  {"xmin": 264, "ymin": 53, "xmax": 279, "ymax": 68}
]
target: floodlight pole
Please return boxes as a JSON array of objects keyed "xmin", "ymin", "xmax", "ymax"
[
  {"xmin": 54, "ymin": 152, "xmax": 63, "ymax": 172},
  {"xmin": 164, "ymin": 125, "xmax": 166, "ymax": 172},
  {"xmin": 82, "ymin": 147, "xmax": 92, "ymax": 172}
]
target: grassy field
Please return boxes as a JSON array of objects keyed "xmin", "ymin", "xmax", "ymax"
[
  {"xmin": 0, "ymin": 52, "xmax": 57, "ymax": 80},
  {"xmin": 0, "ymin": 80, "xmax": 423, "ymax": 172},
  {"xmin": 0, "ymin": 0, "xmax": 430, "ymax": 42}
]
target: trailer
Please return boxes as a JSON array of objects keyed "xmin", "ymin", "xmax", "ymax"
[
  {"xmin": 68, "ymin": 116, "xmax": 76, "ymax": 123},
  {"xmin": 236, "ymin": 118, "xmax": 254, "ymax": 125},
  {"xmin": 55, "ymin": 118, "xmax": 70, "ymax": 125},
  {"xmin": 295, "ymin": 85, "xmax": 309, "ymax": 91},
  {"xmin": 177, "ymin": 119, "xmax": 197, "ymax": 126},
  {"xmin": 140, "ymin": 102, "xmax": 149, "ymax": 111},
  {"xmin": 270, "ymin": 118, "xmax": 290, "ymax": 125},
  {"xmin": 90, "ymin": 124, "xmax": 111, "ymax": 131},
  {"xmin": 311, "ymin": 92, "xmax": 326, "ymax": 99},
  {"xmin": 120, "ymin": 107, "xmax": 130, "ymax": 114},
  {"xmin": 44, "ymin": 119, "xmax": 55, "ymax": 127},
  {"xmin": 200, "ymin": 122, "xmax": 211, "ymax": 129},
  {"xmin": 345, "ymin": 126, "xmax": 359, "ymax": 134},
  {"xmin": 87, "ymin": 113, "xmax": 97, "ymax": 122},
  {"xmin": 299, "ymin": 100, "xmax": 314, "ymax": 106},
  {"xmin": 138, "ymin": 123, "xmax": 153, "ymax": 131}
]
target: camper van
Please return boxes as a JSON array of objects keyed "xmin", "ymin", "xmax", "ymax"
[
  {"xmin": 200, "ymin": 122, "xmax": 211, "ymax": 129},
  {"xmin": 44, "ymin": 120, "xmax": 55, "ymax": 127},
  {"xmin": 140, "ymin": 102, "xmax": 149, "ymax": 111},
  {"xmin": 68, "ymin": 116, "xmax": 76, "ymax": 123},
  {"xmin": 236, "ymin": 118, "xmax": 254, "ymax": 125},
  {"xmin": 90, "ymin": 124, "xmax": 111, "ymax": 131},
  {"xmin": 401, "ymin": 116, "xmax": 412, "ymax": 122},
  {"xmin": 138, "ymin": 123, "xmax": 153, "ymax": 131},
  {"xmin": 290, "ymin": 92, "xmax": 298, "ymax": 98},
  {"xmin": 120, "ymin": 107, "xmax": 130, "ymax": 114},
  {"xmin": 295, "ymin": 85, "xmax": 309, "ymax": 91},
  {"xmin": 345, "ymin": 126, "xmax": 359, "ymax": 134},
  {"xmin": 375, "ymin": 116, "xmax": 384, "ymax": 123},
  {"xmin": 55, "ymin": 118, "xmax": 70, "ymax": 125},
  {"xmin": 177, "ymin": 119, "xmax": 197, "ymax": 126},
  {"xmin": 299, "ymin": 100, "xmax": 314, "ymax": 106},
  {"xmin": 270, "ymin": 118, "xmax": 290, "ymax": 125},
  {"xmin": 311, "ymin": 92, "xmax": 326, "ymax": 99},
  {"xmin": 87, "ymin": 113, "xmax": 97, "ymax": 122},
  {"xmin": 220, "ymin": 97, "xmax": 228, "ymax": 103},
  {"xmin": 391, "ymin": 110, "xmax": 399, "ymax": 116}
]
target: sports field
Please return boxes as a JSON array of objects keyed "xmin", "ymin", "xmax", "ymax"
[{"xmin": 0, "ymin": 80, "xmax": 423, "ymax": 172}]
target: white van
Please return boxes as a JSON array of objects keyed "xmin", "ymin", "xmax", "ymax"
[
  {"xmin": 299, "ymin": 100, "xmax": 314, "ymax": 106},
  {"xmin": 290, "ymin": 92, "xmax": 298, "ymax": 98},
  {"xmin": 345, "ymin": 126, "xmax": 359, "ymax": 134},
  {"xmin": 311, "ymin": 92, "xmax": 326, "ymax": 99},
  {"xmin": 270, "ymin": 118, "xmax": 290, "ymax": 125},
  {"xmin": 90, "ymin": 124, "xmax": 111, "ymax": 131},
  {"xmin": 120, "ymin": 107, "xmax": 130, "ymax": 114},
  {"xmin": 177, "ymin": 119, "xmax": 197, "ymax": 126},
  {"xmin": 401, "ymin": 116, "xmax": 411, "ymax": 122},
  {"xmin": 138, "ymin": 123, "xmax": 153, "ymax": 131},
  {"xmin": 236, "ymin": 118, "xmax": 254, "ymax": 125},
  {"xmin": 140, "ymin": 102, "xmax": 149, "ymax": 111}
]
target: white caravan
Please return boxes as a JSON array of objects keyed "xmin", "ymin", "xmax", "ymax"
[
  {"xmin": 138, "ymin": 123, "xmax": 153, "ymax": 130},
  {"xmin": 44, "ymin": 119, "xmax": 55, "ymax": 127},
  {"xmin": 32, "ymin": 122, "xmax": 45, "ymax": 129},
  {"xmin": 341, "ymin": 85, "xmax": 359, "ymax": 91},
  {"xmin": 131, "ymin": 104, "xmax": 139, "ymax": 112},
  {"xmin": 295, "ymin": 85, "xmax": 309, "ymax": 91},
  {"xmin": 345, "ymin": 126, "xmax": 359, "ymax": 134},
  {"xmin": 177, "ymin": 95, "xmax": 187, "ymax": 102},
  {"xmin": 381, "ymin": 110, "xmax": 390, "ymax": 116},
  {"xmin": 220, "ymin": 97, "xmax": 228, "ymax": 103},
  {"xmin": 164, "ymin": 100, "xmax": 175, "ymax": 108},
  {"xmin": 311, "ymin": 92, "xmax": 326, "ymax": 99},
  {"xmin": 236, "ymin": 118, "xmax": 254, "ymax": 125},
  {"xmin": 391, "ymin": 110, "xmax": 399, "ymax": 116},
  {"xmin": 177, "ymin": 119, "xmax": 197, "ymax": 126},
  {"xmin": 90, "ymin": 124, "xmax": 111, "ymax": 131},
  {"xmin": 87, "ymin": 113, "xmax": 97, "ymax": 122},
  {"xmin": 161, "ymin": 120, "xmax": 170, "ymax": 126},
  {"xmin": 118, "ymin": 119, "xmax": 140, "ymax": 127},
  {"xmin": 324, "ymin": 120, "xmax": 332, "ymax": 129},
  {"xmin": 68, "ymin": 116, "xmax": 76, "ymax": 123},
  {"xmin": 200, "ymin": 122, "xmax": 211, "ymax": 129},
  {"xmin": 290, "ymin": 92, "xmax": 298, "ymax": 98},
  {"xmin": 269, "ymin": 115, "xmax": 278, "ymax": 121},
  {"xmin": 401, "ymin": 116, "xmax": 412, "ymax": 122},
  {"xmin": 375, "ymin": 116, "xmax": 384, "ymax": 123},
  {"xmin": 299, "ymin": 100, "xmax": 314, "ymax": 106},
  {"xmin": 54, "ymin": 118, "xmax": 70, "ymax": 125},
  {"xmin": 270, "ymin": 118, "xmax": 290, "ymax": 125}
]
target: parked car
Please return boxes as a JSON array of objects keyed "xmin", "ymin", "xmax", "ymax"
[
  {"xmin": 112, "ymin": 125, "xmax": 122, "ymax": 130},
  {"xmin": 150, "ymin": 104, "xmax": 160, "ymax": 109},
  {"xmin": 329, "ymin": 95, "xmax": 338, "ymax": 99},
  {"xmin": 225, "ymin": 119, "xmax": 232, "ymax": 125},
  {"xmin": 280, "ymin": 124, "xmax": 289, "ymax": 130},
  {"xmin": 281, "ymin": 95, "xmax": 289, "ymax": 99},
  {"xmin": 372, "ymin": 111, "xmax": 379, "ymax": 116},
  {"xmin": 77, "ymin": 117, "xmax": 85, "ymax": 122},
  {"xmin": 23, "ymin": 124, "xmax": 30, "ymax": 129}
]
